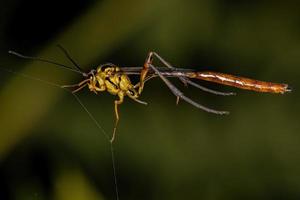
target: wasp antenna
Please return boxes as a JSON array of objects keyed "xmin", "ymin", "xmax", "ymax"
[
  {"xmin": 56, "ymin": 44, "xmax": 85, "ymax": 73},
  {"xmin": 8, "ymin": 50, "xmax": 82, "ymax": 75}
]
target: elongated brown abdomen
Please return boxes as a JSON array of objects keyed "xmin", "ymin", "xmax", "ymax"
[{"xmin": 186, "ymin": 71, "xmax": 291, "ymax": 94}]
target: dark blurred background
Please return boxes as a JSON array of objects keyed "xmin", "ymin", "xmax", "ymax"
[{"xmin": 0, "ymin": 0, "xmax": 299, "ymax": 199}]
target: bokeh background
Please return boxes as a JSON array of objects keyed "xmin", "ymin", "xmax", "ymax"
[{"xmin": 0, "ymin": 0, "xmax": 299, "ymax": 199}]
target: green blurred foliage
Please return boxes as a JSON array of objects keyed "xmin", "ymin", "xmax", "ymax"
[{"xmin": 0, "ymin": 0, "xmax": 299, "ymax": 199}]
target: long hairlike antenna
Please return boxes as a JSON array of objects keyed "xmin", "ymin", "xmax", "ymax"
[
  {"xmin": 56, "ymin": 44, "xmax": 85, "ymax": 73},
  {"xmin": 8, "ymin": 50, "xmax": 83, "ymax": 75}
]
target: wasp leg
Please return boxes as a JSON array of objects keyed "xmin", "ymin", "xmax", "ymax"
[
  {"xmin": 72, "ymin": 83, "xmax": 88, "ymax": 93},
  {"xmin": 130, "ymin": 96, "xmax": 148, "ymax": 105},
  {"xmin": 61, "ymin": 79, "xmax": 90, "ymax": 93},
  {"xmin": 182, "ymin": 78, "xmax": 236, "ymax": 96},
  {"xmin": 110, "ymin": 92, "xmax": 124, "ymax": 143},
  {"xmin": 134, "ymin": 74, "xmax": 156, "ymax": 89},
  {"xmin": 61, "ymin": 79, "xmax": 89, "ymax": 88},
  {"xmin": 148, "ymin": 64, "xmax": 229, "ymax": 115},
  {"xmin": 139, "ymin": 52, "xmax": 185, "ymax": 104},
  {"xmin": 149, "ymin": 52, "xmax": 236, "ymax": 101},
  {"xmin": 138, "ymin": 52, "xmax": 154, "ymax": 95}
]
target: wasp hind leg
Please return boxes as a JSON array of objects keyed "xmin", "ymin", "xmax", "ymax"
[
  {"xmin": 138, "ymin": 52, "xmax": 154, "ymax": 95},
  {"xmin": 143, "ymin": 52, "xmax": 236, "ymax": 102},
  {"xmin": 147, "ymin": 64, "xmax": 229, "ymax": 115}
]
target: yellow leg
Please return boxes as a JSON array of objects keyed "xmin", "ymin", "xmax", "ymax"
[
  {"xmin": 72, "ymin": 83, "xmax": 88, "ymax": 93},
  {"xmin": 110, "ymin": 92, "xmax": 124, "ymax": 143},
  {"xmin": 62, "ymin": 79, "xmax": 89, "ymax": 88},
  {"xmin": 61, "ymin": 79, "xmax": 90, "ymax": 93}
]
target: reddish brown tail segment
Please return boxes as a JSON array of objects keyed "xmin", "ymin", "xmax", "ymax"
[{"xmin": 186, "ymin": 71, "xmax": 291, "ymax": 94}]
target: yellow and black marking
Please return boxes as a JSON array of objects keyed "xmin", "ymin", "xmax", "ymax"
[{"xmin": 62, "ymin": 64, "xmax": 147, "ymax": 142}]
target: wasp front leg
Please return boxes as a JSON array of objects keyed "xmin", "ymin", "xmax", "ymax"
[
  {"xmin": 88, "ymin": 76, "xmax": 107, "ymax": 94},
  {"xmin": 61, "ymin": 79, "xmax": 90, "ymax": 93}
]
